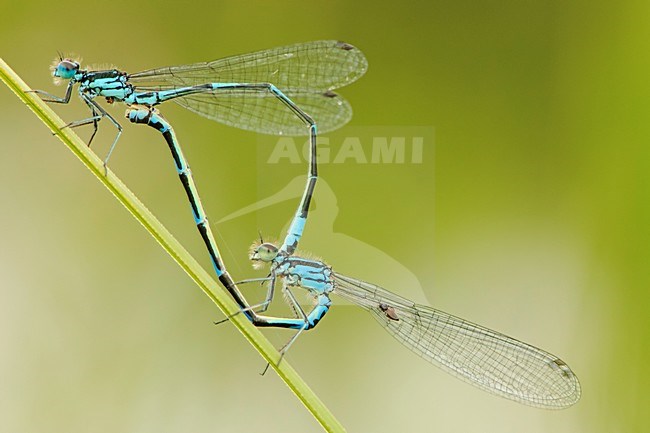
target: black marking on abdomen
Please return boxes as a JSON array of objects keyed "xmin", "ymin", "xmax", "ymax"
[
  {"xmin": 197, "ymin": 220, "xmax": 220, "ymax": 271},
  {"xmin": 179, "ymin": 172, "xmax": 201, "ymax": 219},
  {"xmin": 161, "ymin": 130, "xmax": 184, "ymax": 170}
]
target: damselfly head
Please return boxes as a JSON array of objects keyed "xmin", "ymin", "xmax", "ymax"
[
  {"xmin": 51, "ymin": 55, "xmax": 81, "ymax": 84},
  {"xmin": 250, "ymin": 241, "xmax": 279, "ymax": 265}
]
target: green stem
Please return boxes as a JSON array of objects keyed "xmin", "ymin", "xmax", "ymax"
[{"xmin": 0, "ymin": 58, "xmax": 345, "ymax": 433}]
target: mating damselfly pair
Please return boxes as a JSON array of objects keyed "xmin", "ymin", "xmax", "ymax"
[{"xmin": 36, "ymin": 40, "xmax": 580, "ymax": 408}]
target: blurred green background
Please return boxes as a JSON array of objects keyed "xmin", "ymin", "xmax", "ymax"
[{"xmin": 1, "ymin": 0, "xmax": 648, "ymax": 432}]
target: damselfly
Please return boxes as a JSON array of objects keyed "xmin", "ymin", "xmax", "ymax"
[
  {"xmin": 34, "ymin": 41, "xmax": 367, "ymax": 307},
  {"xmin": 234, "ymin": 239, "xmax": 581, "ymax": 409}
]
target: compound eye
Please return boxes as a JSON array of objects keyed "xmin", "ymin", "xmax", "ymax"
[{"xmin": 54, "ymin": 60, "xmax": 79, "ymax": 79}]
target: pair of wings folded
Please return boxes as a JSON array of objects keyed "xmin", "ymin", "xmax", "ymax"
[
  {"xmin": 333, "ymin": 273, "xmax": 581, "ymax": 409},
  {"xmin": 128, "ymin": 40, "xmax": 368, "ymax": 136}
]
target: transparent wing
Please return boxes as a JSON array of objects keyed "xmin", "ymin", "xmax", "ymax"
[
  {"xmin": 129, "ymin": 40, "xmax": 368, "ymax": 91},
  {"xmin": 128, "ymin": 40, "xmax": 366, "ymax": 135},
  {"xmin": 333, "ymin": 273, "xmax": 581, "ymax": 408},
  {"xmin": 173, "ymin": 89, "xmax": 352, "ymax": 135}
]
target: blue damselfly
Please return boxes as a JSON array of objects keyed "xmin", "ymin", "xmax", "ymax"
[
  {"xmin": 236, "ymin": 239, "xmax": 581, "ymax": 408},
  {"xmin": 35, "ymin": 41, "xmax": 367, "ymax": 310}
]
